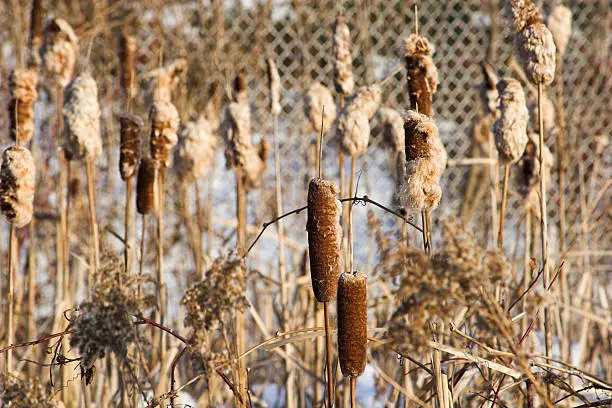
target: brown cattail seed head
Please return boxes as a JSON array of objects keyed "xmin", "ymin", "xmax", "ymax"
[
  {"xmin": 514, "ymin": 133, "xmax": 554, "ymax": 210},
  {"xmin": 332, "ymin": 16, "xmax": 355, "ymax": 96},
  {"xmin": 222, "ymin": 98, "xmax": 251, "ymax": 169},
  {"xmin": 146, "ymin": 59, "xmax": 187, "ymax": 104},
  {"xmin": 516, "ymin": 22, "xmax": 556, "ymax": 85},
  {"xmin": 119, "ymin": 32, "xmax": 137, "ymax": 99},
  {"xmin": 175, "ymin": 114, "xmax": 217, "ymax": 182},
  {"xmin": 63, "ymin": 73, "xmax": 103, "ymax": 160},
  {"xmin": 28, "ymin": 0, "xmax": 43, "ymax": 67},
  {"xmin": 493, "ymin": 78, "xmax": 529, "ymax": 164},
  {"xmin": 547, "ymin": 4, "xmax": 572, "ymax": 57},
  {"xmin": 404, "ymin": 34, "xmax": 438, "ymax": 117},
  {"xmin": 398, "ymin": 111, "xmax": 446, "ymax": 213},
  {"xmin": 136, "ymin": 158, "xmax": 158, "ymax": 215},
  {"xmin": 337, "ymin": 85, "xmax": 382, "ymax": 157},
  {"xmin": 303, "ymin": 82, "xmax": 337, "ymax": 134},
  {"xmin": 0, "ymin": 146, "xmax": 36, "ymax": 228},
  {"xmin": 119, "ymin": 113, "xmax": 143, "ymax": 181},
  {"xmin": 40, "ymin": 18, "xmax": 78, "ymax": 89},
  {"xmin": 149, "ymin": 100, "xmax": 180, "ymax": 166},
  {"xmin": 307, "ymin": 178, "xmax": 342, "ymax": 302},
  {"xmin": 9, "ymin": 68, "xmax": 38, "ymax": 145},
  {"xmin": 337, "ymin": 271, "xmax": 367, "ymax": 377},
  {"xmin": 266, "ymin": 58, "xmax": 282, "ymax": 116}
]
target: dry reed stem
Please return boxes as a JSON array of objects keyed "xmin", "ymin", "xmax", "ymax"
[
  {"xmin": 5, "ymin": 226, "xmax": 15, "ymax": 372},
  {"xmin": 337, "ymin": 272, "xmax": 367, "ymax": 378},
  {"xmin": 498, "ymin": 164, "xmax": 510, "ymax": 249},
  {"xmin": 323, "ymin": 301, "xmax": 334, "ymax": 408},
  {"xmin": 28, "ymin": 0, "xmax": 43, "ymax": 67},
  {"xmin": 86, "ymin": 157, "xmax": 100, "ymax": 276}
]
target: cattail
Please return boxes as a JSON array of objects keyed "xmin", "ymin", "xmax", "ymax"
[
  {"xmin": 233, "ymin": 72, "xmax": 248, "ymax": 106},
  {"xmin": 174, "ymin": 114, "xmax": 217, "ymax": 182},
  {"xmin": 304, "ymin": 82, "xmax": 337, "ymax": 134},
  {"xmin": 0, "ymin": 146, "xmax": 36, "ymax": 228},
  {"xmin": 146, "ymin": 58, "xmax": 187, "ymax": 104},
  {"xmin": 337, "ymin": 84, "xmax": 382, "ymax": 157},
  {"xmin": 505, "ymin": 0, "xmax": 555, "ymax": 85},
  {"xmin": 222, "ymin": 74, "xmax": 251, "ymax": 168},
  {"xmin": 404, "ymin": 33, "xmax": 438, "ymax": 117},
  {"xmin": 40, "ymin": 18, "xmax": 78, "ymax": 89},
  {"xmin": 149, "ymin": 100, "xmax": 180, "ymax": 167},
  {"xmin": 337, "ymin": 271, "xmax": 367, "ymax": 377},
  {"xmin": 119, "ymin": 32, "xmax": 137, "ymax": 99},
  {"xmin": 241, "ymin": 140, "xmax": 269, "ymax": 190},
  {"xmin": 529, "ymin": 91, "xmax": 555, "ymax": 133},
  {"xmin": 547, "ymin": 4, "xmax": 572, "ymax": 57},
  {"xmin": 119, "ymin": 113, "xmax": 143, "ymax": 181},
  {"xmin": 398, "ymin": 111, "xmax": 447, "ymax": 213},
  {"xmin": 493, "ymin": 78, "xmax": 529, "ymax": 164},
  {"xmin": 375, "ymin": 108, "xmax": 404, "ymax": 153},
  {"xmin": 307, "ymin": 178, "xmax": 342, "ymax": 302},
  {"xmin": 514, "ymin": 133, "xmax": 554, "ymax": 208},
  {"xmin": 136, "ymin": 158, "xmax": 158, "ymax": 215},
  {"xmin": 332, "ymin": 16, "xmax": 354, "ymax": 96},
  {"xmin": 479, "ymin": 62, "xmax": 499, "ymax": 118},
  {"xmin": 9, "ymin": 68, "xmax": 38, "ymax": 145},
  {"xmin": 63, "ymin": 73, "xmax": 103, "ymax": 160},
  {"xmin": 205, "ymin": 82, "xmax": 223, "ymax": 132},
  {"xmin": 266, "ymin": 58, "xmax": 282, "ymax": 116}
]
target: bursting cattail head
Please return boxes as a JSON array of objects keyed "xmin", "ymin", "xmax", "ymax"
[
  {"xmin": 493, "ymin": 78, "xmax": 529, "ymax": 164},
  {"xmin": 307, "ymin": 178, "xmax": 342, "ymax": 302},
  {"xmin": 266, "ymin": 58, "xmax": 282, "ymax": 116},
  {"xmin": 145, "ymin": 58, "xmax": 187, "ymax": 104},
  {"xmin": 404, "ymin": 34, "xmax": 438, "ymax": 117},
  {"xmin": 174, "ymin": 114, "xmax": 217, "ymax": 182},
  {"xmin": 505, "ymin": 0, "xmax": 555, "ymax": 85},
  {"xmin": 9, "ymin": 68, "xmax": 38, "ymax": 145},
  {"xmin": 337, "ymin": 84, "xmax": 382, "ymax": 157},
  {"xmin": 303, "ymin": 82, "xmax": 337, "ymax": 134},
  {"xmin": 514, "ymin": 132, "xmax": 554, "ymax": 208},
  {"xmin": 337, "ymin": 271, "xmax": 367, "ymax": 377},
  {"xmin": 0, "ymin": 146, "xmax": 36, "ymax": 228},
  {"xmin": 222, "ymin": 78, "xmax": 251, "ymax": 169},
  {"xmin": 119, "ymin": 32, "xmax": 137, "ymax": 99},
  {"xmin": 149, "ymin": 100, "xmax": 180, "ymax": 166},
  {"xmin": 547, "ymin": 4, "xmax": 572, "ymax": 57},
  {"xmin": 119, "ymin": 113, "xmax": 143, "ymax": 181},
  {"xmin": 374, "ymin": 108, "xmax": 404, "ymax": 153},
  {"xmin": 332, "ymin": 16, "xmax": 355, "ymax": 96},
  {"xmin": 398, "ymin": 111, "xmax": 446, "ymax": 213},
  {"xmin": 63, "ymin": 73, "xmax": 103, "ymax": 160},
  {"xmin": 40, "ymin": 18, "xmax": 78, "ymax": 89},
  {"xmin": 136, "ymin": 157, "xmax": 158, "ymax": 215}
]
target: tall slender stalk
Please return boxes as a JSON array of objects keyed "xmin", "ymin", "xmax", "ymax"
[
  {"xmin": 235, "ymin": 165, "xmax": 247, "ymax": 405},
  {"xmin": 85, "ymin": 157, "xmax": 100, "ymax": 281},
  {"xmin": 124, "ymin": 178, "xmax": 134, "ymax": 280},
  {"xmin": 138, "ymin": 214, "xmax": 147, "ymax": 299},
  {"xmin": 155, "ymin": 167, "xmax": 168, "ymax": 394},
  {"xmin": 323, "ymin": 301, "xmax": 334, "ymax": 408},
  {"xmin": 498, "ymin": 164, "xmax": 510, "ymax": 249},
  {"xmin": 6, "ymin": 226, "xmax": 16, "ymax": 372},
  {"xmin": 350, "ymin": 376, "xmax": 356, "ymax": 408}
]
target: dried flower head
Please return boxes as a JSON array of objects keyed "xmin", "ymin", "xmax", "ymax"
[
  {"xmin": 174, "ymin": 114, "xmax": 217, "ymax": 182},
  {"xmin": 504, "ymin": 0, "xmax": 542, "ymax": 35},
  {"xmin": 332, "ymin": 16, "xmax": 355, "ymax": 96},
  {"xmin": 337, "ymin": 271, "xmax": 368, "ymax": 377},
  {"xmin": 404, "ymin": 34, "xmax": 438, "ymax": 117},
  {"xmin": 63, "ymin": 73, "xmax": 103, "ymax": 160},
  {"xmin": 304, "ymin": 82, "xmax": 337, "ymax": 134},
  {"xmin": 40, "ymin": 18, "xmax": 78, "ymax": 89},
  {"xmin": 182, "ymin": 251, "xmax": 248, "ymax": 338},
  {"xmin": 0, "ymin": 374, "xmax": 61, "ymax": 408},
  {"xmin": 547, "ymin": 4, "xmax": 572, "ymax": 56},
  {"xmin": 145, "ymin": 58, "xmax": 187, "ymax": 104},
  {"xmin": 514, "ymin": 132, "xmax": 554, "ymax": 210},
  {"xmin": 374, "ymin": 108, "xmax": 404, "ymax": 153},
  {"xmin": 8, "ymin": 68, "xmax": 38, "ymax": 145},
  {"xmin": 149, "ymin": 100, "xmax": 180, "ymax": 166},
  {"xmin": 119, "ymin": 32, "xmax": 137, "ymax": 99},
  {"xmin": 307, "ymin": 178, "xmax": 343, "ymax": 302},
  {"xmin": 386, "ymin": 220, "xmax": 510, "ymax": 353},
  {"xmin": 337, "ymin": 85, "xmax": 382, "ymax": 157},
  {"xmin": 0, "ymin": 146, "xmax": 36, "ymax": 228},
  {"xmin": 266, "ymin": 58, "xmax": 282, "ymax": 116},
  {"xmin": 493, "ymin": 78, "xmax": 529, "ymax": 164},
  {"xmin": 516, "ymin": 22, "xmax": 556, "ymax": 85},
  {"xmin": 397, "ymin": 111, "xmax": 446, "ymax": 213},
  {"xmin": 70, "ymin": 252, "xmax": 145, "ymax": 372},
  {"xmin": 136, "ymin": 157, "xmax": 158, "ymax": 215},
  {"xmin": 119, "ymin": 113, "xmax": 143, "ymax": 181}
]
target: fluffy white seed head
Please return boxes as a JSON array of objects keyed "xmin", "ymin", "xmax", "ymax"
[
  {"xmin": 266, "ymin": 58, "xmax": 282, "ymax": 116},
  {"xmin": 40, "ymin": 18, "xmax": 78, "ymax": 89},
  {"xmin": 145, "ymin": 58, "xmax": 187, "ymax": 104},
  {"xmin": 516, "ymin": 22, "xmax": 556, "ymax": 85},
  {"xmin": 336, "ymin": 85, "xmax": 382, "ymax": 156},
  {"xmin": 332, "ymin": 16, "xmax": 355, "ymax": 96},
  {"xmin": 175, "ymin": 115, "xmax": 217, "ymax": 182},
  {"xmin": 547, "ymin": 4, "xmax": 572, "ymax": 56},
  {"xmin": 0, "ymin": 146, "xmax": 36, "ymax": 228},
  {"xmin": 493, "ymin": 78, "xmax": 529, "ymax": 164},
  {"xmin": 63, "ymin": 73, "xmax": 102, "ymax": 160},
  {"xmin": 304, "ymin": 82, "xmax": 337, "ymax": 134},
  {"xmin": 149, "ymin": 100, "xmax": 180, "ymax": 166}
]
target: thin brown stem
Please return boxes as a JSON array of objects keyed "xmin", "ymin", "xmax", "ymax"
[
  {"xmin": 348, "ymin": 156, "xmax": 356, "ymax": 271},
  {"xmin": 6, "ymin": 226, "xmax": 16, "ymax": 372},
  {"xmin": 155, "ymin": 167, "xmax": 168, "ymax": 394},
  {"xmin": 350, "ymin": 376, "xmax": 356, "ymax": 408},
  {"xmin": 124, "ymin": 177, "xmax": 135, "ymax": 281},
  {"xmin": 235, "ymin": 165, "xmax": 247, "ymax": 405},
  {"xmin": 139, "ymin": 214, "xmax": 146, "ymax": 300},
  {"xmin": 323, "ymin": 301, "xmax": 334, "ymax": 408},
  {"xmin": 498, "ymin": 164, "xmax": 510, "ymax": 249},
  {"xmin": 85, "ymin": 157, "xmax": 100, "ymax": 288}
]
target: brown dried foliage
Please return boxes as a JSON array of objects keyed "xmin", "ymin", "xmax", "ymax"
[
  {"xmin": 0, "ymin": 374, "xmax": 60, "ymax": 408},
  {"xmin": 307, "ymin": 178, "xmax": 342, "ymax": 302},
  {"xmin": 337, "ymin": 271, "xmax": 368, "ymax": 377}
]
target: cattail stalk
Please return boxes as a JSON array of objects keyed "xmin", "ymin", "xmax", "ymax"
[
  {"xmin": 155, "ymin": 167, "xmax": 169, "ymax": 395},
  {"xmin": 6, "ymin": 226, "xmax": 15, "ymax": 372},
  {"xmin": 85, "ymin": 157, "xmax": 100, "ymax": 277}
]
